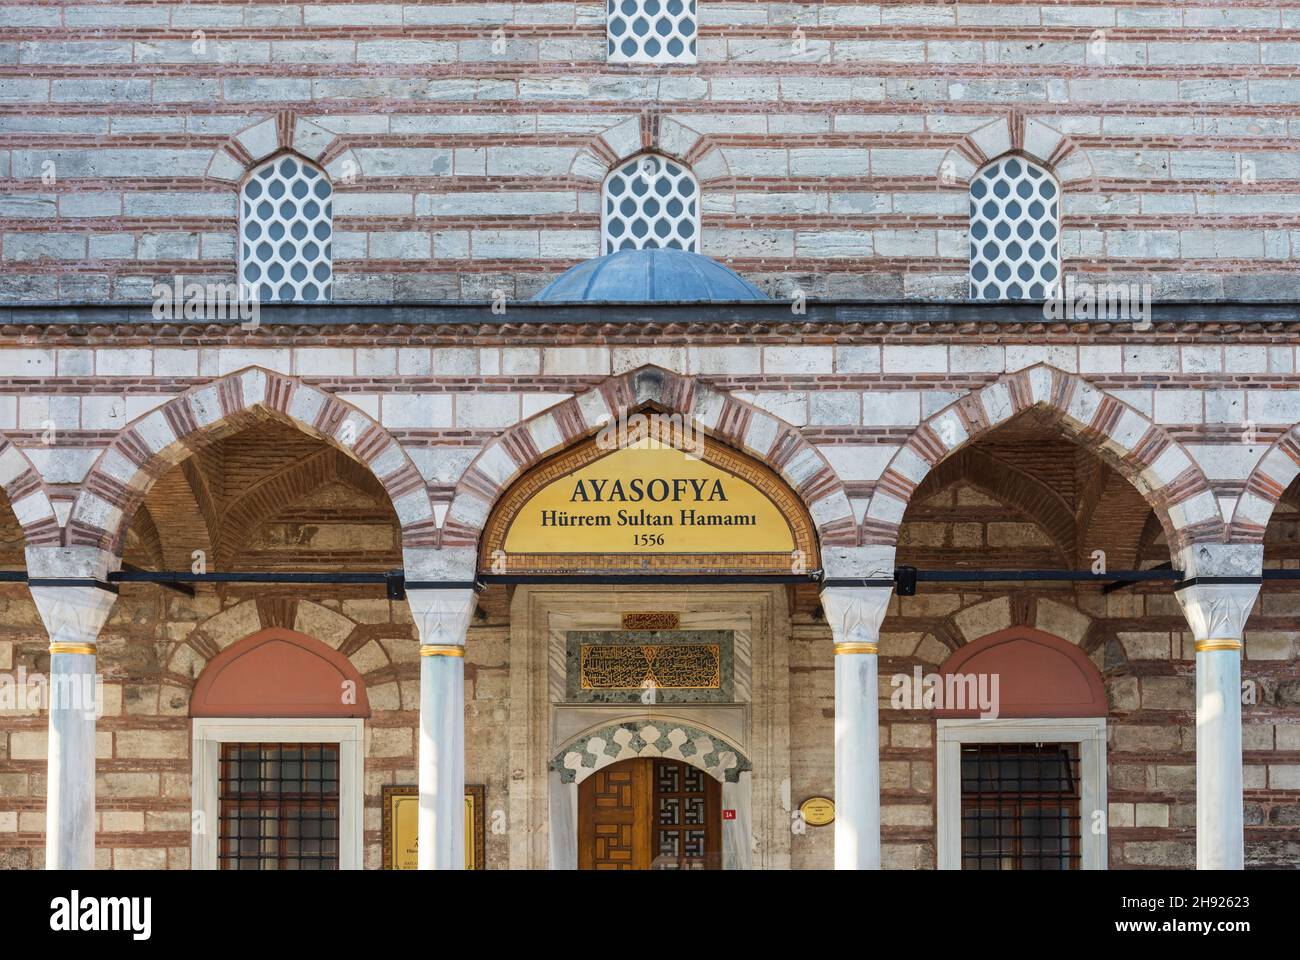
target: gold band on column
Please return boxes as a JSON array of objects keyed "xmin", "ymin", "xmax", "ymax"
[
  {"xmin": 834, "ymin": 641, "xmax": 878, "ymax": 655},
  {"xmin": 1195, "ymin": 638, "xmax": 1243, "ymax": 652},
  {"xmin": 420, "ymin": 644, "xmax": 465, "ymax": 658},
  {"xmin": 48, "ymin": 642, "xmax": 96, "ymax": 656}
]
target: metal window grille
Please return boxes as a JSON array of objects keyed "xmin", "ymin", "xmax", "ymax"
[
  {"xmin": 602, "ymin": 154, "xmax": 700, "ymax": 254},
  {"xmin": 607, "ymin": 0, "xmax": 697, "ymax": 64},
  {"xmin": 219, "ymin": 743, "xmax": 340, "ymax": 870},
  {"xmin": 969, "ymin": 155, "xmax": 1060, "ymax": 301},
  {"xmin": 960, "ymin": 742, "xmax": 1081, "ymax": 870},
  {"xmin": 240, "ymin": 154, "xmax": 333, "ymax": 303}
]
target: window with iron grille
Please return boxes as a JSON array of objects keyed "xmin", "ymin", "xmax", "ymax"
[
  {"xmin": 240, "ymin": 154, "xmax": 333, "ymax": 303},
  {"xmin": 968, "ymin": 155, "xmax": 1060, "ymax": 301},
  {"xmin": 607, "ymin": 0, "xmax": 697, "ymax": 64},
  {"xmin": 960, "ymin": 742, "xmax": 1081, "ymax": 870},
  {"xmin": 602, "ymin": 154, "xmax": 700, "ymax": 254},
  {"xmin": 219, "ymin": 743, "xmax": 340, "ymax": 870}
]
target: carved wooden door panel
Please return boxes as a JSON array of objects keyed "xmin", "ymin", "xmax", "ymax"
[
  {"xmin": 650, "ymin": 759, "xmax": 720, "ymax": 870},
  {"xmin": 578, "ymin": 760, "xmax": 652, "ymax": 869},
  {"xmin": 578, "ymin": 758, "xmax": 721, "ymax": 870}
]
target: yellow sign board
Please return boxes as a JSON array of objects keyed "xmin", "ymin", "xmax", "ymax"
[
  {"xmin": 381, "ymin": 785, "xmax": 485, "ymax": 869},
  {"xmin": 504, "ymin": 440, "xmax": 795, "ymax": 554},
  {"xmin": 480, "ymin": 424, "xmax": 817, "ymax": 576}
]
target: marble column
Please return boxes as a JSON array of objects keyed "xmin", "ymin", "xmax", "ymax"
[
  {"xmin": 821, "ymin": 584, "xmax": 893, "ymax": 870},
  {"xmin": 30, "ymin": 581, "xmax": 117, "ymax": 871},
  {"xmin": 408, "ymin": 587, "xmax": 476, "ymax": 870},
  {"xmin": 1173, "ymin": 549, "xmax": 1261, "ymax": 871}
]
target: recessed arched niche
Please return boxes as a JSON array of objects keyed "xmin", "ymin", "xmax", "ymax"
[
  {"xmin": 190, "ymin": 628, "xmax": 370, "ymax": 718},
  {"xmin": 936, "ymin": 626, "xmax": 1107, "ymax": 719}
]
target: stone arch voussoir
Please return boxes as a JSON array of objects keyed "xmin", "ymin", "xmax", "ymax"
[
  {"xmin": 551, "ymin": 719, "xmax": 753, "ymax": 785},
  {"xmin": 936, "ymin": 114, "xmax": 1094, "ymax": 189},
  {"xmin": 67, "ymin": 367, "xmax": 435, "ymax": 556},
  {"xmin": 1230, "ymin": 425, "xmax": 1300, "ymax": 542},
  {"xmin": 441, "ymin": 365, "xmax": 857, "ymax": 561},
  {"xmin": 206, "ymin": 111, "xmax": 352, "ymax": 184},
  {"xmin": 0, "ymin": 436, "xmax": 59, "ymax": 548},
  {"xmin": 864, "ymin": 365, "xmax": 1222, "ymax": 557}
]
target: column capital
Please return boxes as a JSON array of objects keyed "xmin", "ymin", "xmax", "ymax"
[
  {"xmin": 30, "ymin": 582, "xmax": 117, "ymax": 653},
  {"xmin": 1174, "ymin": 580, "xmax": 1259, "ymax": 649},
  {"xmin": 406, "ymin": 586, "xmax": 477, "ymax": 651},
  {"xmin": 820, "ymin": 584, "xmax": 893, "ymax": 653}
]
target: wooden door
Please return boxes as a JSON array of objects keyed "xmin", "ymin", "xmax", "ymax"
[{"xmin": 578, "ymin": 758, "xmax": 721, "ymax": 870}]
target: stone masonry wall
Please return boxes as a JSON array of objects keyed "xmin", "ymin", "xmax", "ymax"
[
  {"xmin": 3, "ymin": 2, "xmax": 1300, "ymax": 300},
  {"xmin": 0, "ymin": 582, "xmax": 512, "ymax": 869}
]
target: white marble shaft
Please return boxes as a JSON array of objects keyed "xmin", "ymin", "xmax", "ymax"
[
  {"xmin": 821, "ymin": 584, "xmax": 893, "ymax": 870},
  {"xmin": 1173, "ymin": 556, "xmax": 1260, "ymax": 872},
  {"xmin": 30, "ymin": 582, "xmax": 117, "ymax": 871},
  {"xmin": 408, "ymin": 587, "xmax": 476, "ymax": 870}
]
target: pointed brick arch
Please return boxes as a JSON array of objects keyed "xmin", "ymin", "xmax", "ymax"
[
  {"xmin": 441, "ymin": 365, "xmax": 856, "ymax": 565},
  {"xmin": 68, "ymin": 366, "xmax": 435, "ymax": 556},
  {"xmin": 1230, "ymin": 426, "xmax": 1300, "ymax": 541},
  {"xmin": 0, "ymin": 436, "xmax": 58, "ymax": 548},
  {"xmin": 865, "ymin": 365, "xmax": 1221, "ymax": 557}
]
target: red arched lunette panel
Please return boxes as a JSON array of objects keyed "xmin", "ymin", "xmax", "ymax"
[
  {"xmin": 936, "ymin": 626, "xmax": 1106, "ymax": 718},
  {"xmin": 190, "ymin": 628, "xmax": 370, "ymax": 718}
]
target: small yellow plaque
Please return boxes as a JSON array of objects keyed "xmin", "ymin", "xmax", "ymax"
[
  {"xmin": 382, "ymin": 784, "xmax": 485, "ymax": 869},
  {"xmin": 799, "ymin": 796, "xmax": 835, "ymax": 827}
]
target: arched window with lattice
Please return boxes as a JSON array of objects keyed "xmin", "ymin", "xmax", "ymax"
[
  {"xmin": 240, "ymin": 154, "xmax": 333, "ymax": 302},
  {"xmin": 602, "ymin": 154, "xmax": 700, "ymax": 254},
  {"xmin": 607, "ymin": 0, "xmax": 697, "ymax": 64},
  {"xmin": 968, "ymin": 155, "xmax": 1060, "ymax": 301}
]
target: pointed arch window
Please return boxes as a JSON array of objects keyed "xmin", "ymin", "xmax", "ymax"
[
  {"xmin": 240, "ymin": 154, "xmax": 333, "ymax": 302},
  {"xmin": 602, "ymin": 154, "xmax": 700, "ymax": 254},
  {"xmin": 969, "ymin": 155, "xmax": 1060, "ymax": 301}
]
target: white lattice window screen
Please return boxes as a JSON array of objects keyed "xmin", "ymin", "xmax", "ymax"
[
  {"xmin": 969, "ymin": 155, "xmax": 1060, "ymax": 301},
  {"xmin": 602, "ymin": 154, "xmax": 700, "ymax": 254},
  {"xmin": 240, "ymin": 154, "xmax": 333, "ymax": 302},
  {"xmin": 607, "ymin": 0, "xmax": 697, "ymax": 64}
]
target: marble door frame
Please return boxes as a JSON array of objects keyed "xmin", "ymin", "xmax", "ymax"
[{"xmin": 507, "ymin": 584, "xmax": 792, "ymax": 870}]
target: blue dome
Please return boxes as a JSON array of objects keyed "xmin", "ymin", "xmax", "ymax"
[{"xmin": 532, "ymin": 248, "xmax": 769, "ymax": 302}]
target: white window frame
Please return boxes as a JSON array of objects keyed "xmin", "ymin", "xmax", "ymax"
[
  {"xmin": 936, "ymin": 717, "xmax": 1107, "ymax": 870},
  {"xmin": 191, "ymin": 717, "xmax": 364, "ymax": 871}
]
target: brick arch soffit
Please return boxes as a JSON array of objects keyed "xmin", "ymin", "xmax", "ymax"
[
  {"xmin": 1231, "ymin": 423, "xmax": 1300, "ymax": 542},
  {"xmin": 441, "ymin": 365, "xmax": 857, "ymax": 562},
  {"xmin": 867, "ymin": 365, "xmax": 1222, "ymax": 560},
  {"xmin": 906, "ymin": 446, "xmax": 1076, "ymax": 565},
  {"xmin": 936, "ymin": 114, "xmax": 1096, "ymax": 190},
  {"xmin": 215, "ymin": 447, "xmax": 395, "ymax": 571},
  {"xmin": 67, "ymin": 366, "xmax": 435, "ymax": 558},
  {"xmin": 205, "ymin": 111, "xmax": 355, "ymax": 185},
  {"xmin": 0, "ymin": 434, "xmax": 59, "ymax": 550}
]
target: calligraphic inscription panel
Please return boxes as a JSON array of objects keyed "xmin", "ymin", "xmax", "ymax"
[{"xmin": 566, "ymin": 630, "xmax": 733, "ymax": 704}]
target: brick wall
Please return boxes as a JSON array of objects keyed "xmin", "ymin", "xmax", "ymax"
[{"xmin": 3, "ymin": 2, "xmax": 1300, "ymax": 300}]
